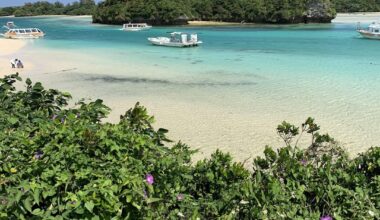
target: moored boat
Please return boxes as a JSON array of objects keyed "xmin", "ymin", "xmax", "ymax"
[
  {"xmin": 122, "ymin": 23, "xmax": 152, "ymax": 31},
  {"xmin": 1, "ymin": 28, "xmax": 45, "ymax": 39},
  {"xmin": 148, "ymin": 32, "xmax": 202, "ymax": 47},
  {"xmin": 357, "ymin": 22, "xmax": 380, "ymax": 40},
  {"xmin": 3, "ymin": 21, "xmax": 16, "ymax": 29}
]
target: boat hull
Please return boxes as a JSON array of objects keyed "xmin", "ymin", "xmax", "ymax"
[
  {"xmin": 357, "ymin": 30, "xmax": 380, "ymax": 40},
  {"xmin": 123, "ymin": 27, "xmax": 151, "ymax": 31},
  {"xmin": 3, "ymin": 33, "xmax": 44, "ymax": 39}
]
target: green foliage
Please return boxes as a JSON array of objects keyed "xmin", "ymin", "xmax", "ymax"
[
  {"xmin": 0, "ymin": 74, "xmax": 379, "ymax": 219},
  {"xmin": 1, "ymin": 0, "xmax": 96, "ymax": 17},
  {"xmin": 93, "ymin": 0, "xmax": 337, "ymax": 24},
  {"xmin": 92, "ymin": 0, "xmax": 192, "ymax": 25},
  {"xmin": 333, "ymin": 0, "xmax": 380, "ymax": 12},
  {"xmin": 0, "ymin": 7, "xmax": 17, "ymax": 16}
]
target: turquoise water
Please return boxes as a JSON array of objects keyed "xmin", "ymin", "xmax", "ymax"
[{"xmin": 1, "ymin": 16, "xmax": 379, "ymax": 158}]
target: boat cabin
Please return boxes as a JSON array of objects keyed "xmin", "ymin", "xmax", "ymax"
[
  {"xmin": 147, "ymin": 32, "xmax": 202, "ymax": 47},
  {"xmin": 122, "ymin": 23, "xmax": 151, "ymax": 31},
  {"xmin": 368, "ymin": 22, "xmax": 380, "ymax": 33},
  {"xmin": 3, "ymin": 28, "xmax": 45, "ymax": 39},
  {"xmin": 169, "ymin": 32, "xmax": 198, "ymax": 43}
]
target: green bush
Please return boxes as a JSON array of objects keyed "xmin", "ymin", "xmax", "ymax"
[{"xmin": 0, "ymin": 74, "xmax": 379, "ymax": 219}]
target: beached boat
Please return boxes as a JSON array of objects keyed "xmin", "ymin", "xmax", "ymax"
[
  {"xmin": 122, "ymin": 23, "xmax": 152, "ymax": 31},
  {"xmin": 148, "ymin": 32, "xmax": 202, "ymax": 47},
  {"xmin": 357, "ymin": 22, "xmax": 380, "ymax": 40},
  {"xmin": 1, "ymin": 28, "xmax": 45, "ymax": 39}
]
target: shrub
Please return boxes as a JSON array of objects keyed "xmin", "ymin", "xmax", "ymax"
[{"xmin": 0, "ymin": 74, "xmax": 379, "ymax": 219}]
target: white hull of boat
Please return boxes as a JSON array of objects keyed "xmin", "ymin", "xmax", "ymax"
[
  {"xmin": 3, "ymin": 34, "xmax": 44, "ymax": 39},
  {"xmin": 148, "ymin": 37, "xmax": 202, "ymax": 47},
  {"xmin": 357, "ymin": 30, "xmax": 380, "ymax": 40}
]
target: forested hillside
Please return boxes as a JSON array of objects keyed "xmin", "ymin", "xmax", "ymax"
[
  {"xmin": 93, "ymin": 0, "xmax": 336, "ymax": 24},
  {"xmin": 334, "ymin": 0, "xmax": 380, "ymax": 12},
  {"xmin": 0, "ymin": 0, "xmax": 96, "ymax": 17},
  {"xmin": 92, "ymin": 0, "xmax": 337, "ymax": 24}
]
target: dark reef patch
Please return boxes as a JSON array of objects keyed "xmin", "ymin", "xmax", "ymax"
[{"xmin": 86, "ymin": 75, "xmax": 256, "ymax": 87}]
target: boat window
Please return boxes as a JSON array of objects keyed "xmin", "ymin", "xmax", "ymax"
[
  {"xmin": 375, "ymin": 29, "xmax": 379, "ymax": 33},
  {"xmin": 25, "ymin": 29, "xmax": 31, "ymax": 33}
]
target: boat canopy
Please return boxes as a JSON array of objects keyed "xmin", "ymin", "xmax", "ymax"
[
  {"xmin": 368, "ymin": 22, "xmax": 380, "ymax": 32},
  {"xmin": 7, "ymin": 28, "xmax": 43, "ymax": 33},
  {"xmin": 123, "ymin": 23, "xmax": 149, "ymax": 28}
]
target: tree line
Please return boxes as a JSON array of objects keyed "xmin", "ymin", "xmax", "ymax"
[
  {"xmin": 92, "ymin": 0, "xmax": 337, "ymax": 25},
  {"xmin": 334, "ymin": 0, "xmax": 380, "ymax": 12},
  {"xmin": 0, "ymin": 0, "xmax": 96, "ymax": 17}
]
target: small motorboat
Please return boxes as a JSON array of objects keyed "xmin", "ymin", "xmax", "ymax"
[
  {"xmin": 3, "ymin": 21, "xmax": 16, "ymax": 29},
  {"xmin": 148, "ymin": 32, "xmax": 202, "ymax": 47},
  {"xmin": 357, "ymin": 22, "xmax": 380, "ymax": 40},
  {"xmin": 1, "ymin": 28, "xmax": 45, "ymax": 39},
  {"xmin": 122, "ymin": 23, "xmax": 152, "ymax": 31}
]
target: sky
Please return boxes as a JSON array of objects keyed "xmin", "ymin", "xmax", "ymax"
[{"xmin": 0, "ymin": 0, "xmax": 102, "ymax": 7}]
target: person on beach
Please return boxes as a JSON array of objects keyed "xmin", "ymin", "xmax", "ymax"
[
  {"xmin": 10, "ymin": 59, "xmax": 17, "ymax": 68},
  {"xmin": 16, "ymin": 59, "xmax": 24, "ymax": 69}
]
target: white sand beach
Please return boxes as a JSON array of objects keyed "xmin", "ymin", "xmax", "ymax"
[
  {"xmin": 333, "ymin": 12, "xmax": 380, "ymax": 23},
  {"xmin": 0, "ymin": 39, "xmax": 32, "ymax": 76}
]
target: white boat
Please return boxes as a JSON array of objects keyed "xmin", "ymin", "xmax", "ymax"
[
  {"xmin": 1, "ymin": 28, "xmax": 45, "ymax": 39},
  {"xmin": 3, "ymin": 21, "xmax": 16, "ymax": 29},
  {"xmin": 357, "ymin": 22, "xmax": 380, "ymax": 40},
  {"xmin": 122, "ymin": 23, "xmax": 152, "ymax": 31},
  {"xmin": 148, "ymin": 32, "xmax": 202, "ymax": 47}
]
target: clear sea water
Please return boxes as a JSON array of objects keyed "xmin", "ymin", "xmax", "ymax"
[{"xmin": 1, "ymin": 16, "xmax": 379, "ymax": 159}]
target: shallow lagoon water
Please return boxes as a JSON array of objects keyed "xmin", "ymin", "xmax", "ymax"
[{"xmin": 2, "ymin": 16, "xmax": 379, "ymax": 160}]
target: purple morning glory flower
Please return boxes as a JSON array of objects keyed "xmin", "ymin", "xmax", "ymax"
[
  {"xmin": 146, "ymin": 174, "xmax": 154, "ymax": 185},
  {"xmin": 300, "ymin": 159, "xmax": 308, "ymax": 166},
  {"xmin": 320, "ymin": 216, "xmax": 333, "ymax": 220},
  {"xmin": 61, "ymin": 117, "xmax": 66, "ymax": 124},
  {"xmin": 34, "ymin": 150, "xmax": 44, "ymax": 160},
  {"xmin": 176, "ymin": 194, "xmax": 184, "ymax": 201},
  {"xmin": 51, "ymin": 114, "xmax": 57, "ymax": 120}
]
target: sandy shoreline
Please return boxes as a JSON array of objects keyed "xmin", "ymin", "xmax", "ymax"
[
  {"xmin": 188, "ymin": 21, "xmax": 249, "ymax": 26},
  {"xmin": 188, "ymin": 13, "xmax": 380, "ymax": 26},
  {"xmin": 0, "ymin": 39, "xmax": 31, "ymax": 76},
  {"xmin": 333, "ymin": 12, "xmax": 380, "ymax": 23}
]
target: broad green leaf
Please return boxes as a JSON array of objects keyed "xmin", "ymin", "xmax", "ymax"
[{"xmin": 85, "ymin": 201, "xmax": 95, "ymax": 213}]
